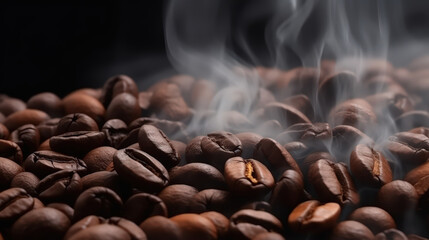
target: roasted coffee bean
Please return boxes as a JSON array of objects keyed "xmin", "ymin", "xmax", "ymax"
[
  {"xmin": 349, "ymin": 207, "xmax": 396, "ymax": 234},
  {"xmin": 0, "ymin": 139, "xmax": 23, "ymax": 164},
  {"xmin": 4, "ymin": 109, "xmax": 50, "ymax": 132},
  {"xmin": 106, "ymin": 93, "xmax": 141, "ymax": 124},
  {"xmin": 407, "ymin": 234, "xmax": 429, "ymax": 240},
  {"xmin": 190, "ymin": 79, "xmax": 216, "ymax": 109},
  {"xmin": 375, "ymin": 229, "xmax": 407, "ymax": 240},
  {"xmin": 363, "ymin": 74, "xmax": 407, "ymax": 96},
  {"xmin": 68, "ymin": 88, "xmax": 103, "ymax": 100},
  {"xmin": 128, "ymin": 117, "xmax": 190, "ymax": 142},
  {"xmin": 62, "ymin": 92, "xmax": 105, "ymax": 125},
  {"xmin": 253, "ymin": 138, "xmax": 302, "ymax": 177},
  {"xmin": 83, "ymin": 146, "xmax": 117, "ymax": 172},
  {"xmin": 350, "ymin": 144, "xmax": 393, "ymax": 187},
  {"xmin": 365, "ymin": 92, "xmax": 413, "ymax": 119},
  {"xmin": 23, "ymin": 150, "xmax": 87, "ymax": 178},
  {"xmin": 0, "ymin": 188, "xmax": 34, "ymax": 223},
  {"xmin": 288, "ymin": 200, "xmax": 340, "ymax": 233},
  {"xmin": 50, "ymin": 131, "xmax": 105, "ymax": 156},
  {"xmin": 10, "ymin": 124, "xmax": 40, "ymax": 156},
  {"xmin": 138, "ymin": 124, "xmax": 180, "ymax": 169},
  {"xmin": 46, "ymin": 203, "xmax": 74, "ymax": 220},
  {"xmin": 27, "ymin": 92, "xmax": 64, "ymax": 117},
  {"xmin": 229, "ymin": 209, "xmax": 283, "ymax": 240},
  {"xmin": 0, "ymin": 123, "xmax": 9, "ymax": 140},
  {"xmin": 261, "ymin": 102, "xmax": 311, "ymax": 128},
  {"xmin": 11, "ymin": 207, "xmax": 71, "ymax": 240},
  {"xmin": 0, "ymin": 97, "xmax": 26, "ymax": 116},
  {"xmin": 224, "ymin": 157, "xmax": 275, "ymax": 197},
  {"xmin": 409, "ymin": 127, "xmax": 429, "ymax": 137},
  {"xmin": 204, "ymin": 111, "xmax": 253, "ymax": 134},
  {"xmin": 331, "ymin": 220, "xmax": 375, "ymax": 240},
  {"xmin": 37, "ymin": 118, "xmax": 60, "ymax": 142},
  {"xmin": 384, "ymin": 131, "xmax": 429, "ymax": 166},
  {"xmin": 149, "ymin": 82, "xmax": 192, "ymax": 121},
  {"xmin": 240, "ymin": 201, "xmax": 272, "ymax": 213},
  {"xmin": 328, "ymin": 98, "xmax": 377, "ymax": 133},
  {"xmin": 73, "ymin": 186, "xmax": 123, "ymax": 222},
  {"xmin": 254, "ymin": 120, "xmax": 283, "ymax": 137},
  {"xmin": 102, "ymin": 119, "xmax": 128, "ymax": 148},
  {"xmin": 405, "ymin": 161, "xmax": 429, "ymax": 185},
  {"xmin": 122, "ymin": 193, "xmax": 168, "ymax": 224},
  {"xmin": 140, "ymin": 216, "xmax": 182, "ymax": 240},
  {"xmin": 55, "ymin": 113, "xmax": 99, "ymax": 135},
  {"xmin": 100, "ymin": 74, "xmax": 139, "ymax": 107},
  {"xmin": 169, "ymin": 163, "xmax": 226, "ymax": 191},
  {"xmin": 395, "ymin": 110, "xmax": 429, "ymax": 131},
  {"xmin": 200, "ymin": 211, "xmax": 230, "ymax": 240},
  {"xmin": 332, "ymin": 124, "xmax": 374, "ymax": 161},
  {"xmin": 317, "ymin": 71, "xmax": 357, "ymax": 115},
  {"xmin": 80, "ymin": 171, "xmax": 125, "ymax": 195},
  {"xmin": 170, "ymin": 213, "xmax": 218, "ymax": 240},
  {"xmin": 252, "ymin": 232, "xmax": 286, "ymax": 240},
  {"xmin": 301, "ymin": 152, "xmax": 336, "ymax": 176},
  {"xmin": 158, "ymin": 184, "xmax": 198, "ymax": 217},
  {"xmin": 235, "ymin": 132, "xmax": 263, "ymax": 159},
  {"xmin": 138, "ymin": 91, "xmax": 153, "ymax": 115},
  {"xmin": 270, "ymin": 170, "xmax": 305, "ymax": 211},
  {"xmin": 276, "ymin": 122, "xmax": 332, "ymax": 151},
  {"xmin": 283, "ymin": 141, "xmax": 310, "ymax": 161},
  {"xmin": 36, "ymin": 170, "xmax": 82, "ymax": 204},
  {"xmin": 377, "ymin": 180, "xmax": 418, "ymax": 218},
  {"xmin": 10, "ymin": 172, "xmax": 40, "ymax": 196},
  {"xmin": 170, "ymin": 140, "xmax": 186, "ymax": 165},
  {"xmin": 308, "ymin": 159, "xmax": 359, "ymax": 207},
  {"xmin": 282, "ymin": 94, "xmax": 314, "ymax": 121},
  {"xmin": 113, "ymin": 148, "xmax": 169, "ymax": 193},
  {"xmin": 189, "ymin": 189, "xmax": 234, "ymax": 215},
  {"xmin": 0, "ymin": 157, "xmax": 24, "ymax": 190}
]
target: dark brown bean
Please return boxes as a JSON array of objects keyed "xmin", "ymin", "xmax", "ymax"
[
  {"xmin": 0, "ymin": 157, "xmax": 24, "ymax": 191},
  {"xmin": 80, "ymin": 171, "xmax": 125, "ymax": 195},
  {"xmin": 37, "ymin": 118, "xmax": 60, "ymax": 142},
  {"xmin": 83, "ymin": 146, "xmax": 117, "ymax": 172},
  {"xmin": 106, "ymin": 93, "xmax": 141, "ymax": 124},
  {"xmin": 36, "ymin": 170, "xmax": 82, "ymax": 204},
  {"xmin": 10, "ymin": 172, "xmax": 40, "ymax": 196},
  {"xmin": 158, "ymin": 184, "xmax": 198, "ymax": 217},
  {"xmin": 282, "ymin": 94, "xmax": 314, "ymax": 121},
  {"xmin": 170, "ymin": 213, "xmax": 218, "ymax": 240},
  {"xmin": 189, "ymin": 189, "xmax": 234, "ymax": 215},
  {"xmin": 10, "ymin": 124, "xmax": 40, "ymax": 156},
  {"xmin": 50, "ymin": 131, "xmax": 105, "ymax": 156},
  {"xmin": 0, "ymin": 123, "xmax": 10, "ymax": 140},
  {"xmin": 349, "ymin": 207, "xmax": 396, "ymax": 234},
  {"xmin": 128, "ymin": 117, "xmax": 190, "ymax": 142},
  {"xmin": 100, "ymin": 74, "xmax": 139, "ymax": 107},
  {"xmin": 150, "ymin": 82, "xmax": 192, "ymax": 121},
  {"xmin": 0, "ymin": 98, "xmax": 26, "ymax": 116},
  {"xmin": 377, "ymin": 180, "xmax": 418, "ymax": 218},
  {"xmin": 276, "ymin": 122, "xmax": 332, "ymax": 151},
  {"xmin": 384, "ymin": 131, "xmax": 429, "ymax": 166},
  {"xmin": 0, "ymin": 188, "xmax": 34, "ymax": 223},
  {"xmin": 235, "ymin": 132, "xmax": 263, "ymax": 159},
  {"xmin": 331, "ymin": 124, "xmax": 374, "ymax": 160},
  {"xmin": 169, "ymin": 163, "xmax": 226, "ymax": 191},
  {"xmin": 229, "ymin": 209, "xmax": 283, "ymax": 240},
  {"xmin": 62, "ymin": 93, "xmax": 105, "ymax": 125},
  {"xmin": 27, "ymin": 92, "xmax": 64, "ymax": 117},
  {"xmin": 122, "ymin": 193, "xmax": 168, "ymax": 224},
  {"xmin": 46, "ymin": 203, "xmax": 74, "ymax": 221},
  {"xmin": 288, "ymin": 200, "xmax": 341, "ymax": 232},
  {"xmin": 4, "ymin": 109, "xmax": 50, "ymax": 132},
  {"xmin": 375, "ymin": 229, "xmax": 407, "ymax": 240},
  {"xmin": 102, "ymin": 119, "xmax": 128, "ymax": 148},
  {"xmin": 261, "ymin": 102, "xmax": 311, "ymax": 128},
  {"xmin": 270, "ymin": 170, "xmax": 305, "ymax": 211},
  {"xmin": 331, "ymin": 220, "xmax": 375, "ymax": 240},
  {"xmin": 0, "ymin": 139, "xmax": 23, "ymax": 164},
  {"xmin": 55, "ymin": 113, "xmax": 99, "ymax": 135},
  {"xmin": 140, "ymin": 216, "xmax": 182, "ymax": 240}
]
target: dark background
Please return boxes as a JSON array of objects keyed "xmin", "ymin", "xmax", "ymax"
[{"xmin": 1, "ymin": 1, "xmax": 429, "ymax": 100}]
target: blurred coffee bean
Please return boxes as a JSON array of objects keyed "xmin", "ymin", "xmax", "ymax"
[
  {"xmin": 0, "ymin": 188, "xmax": 34, "ymax": 223},
  {"xmin": 288, "ymin": 200, "xmax": 341, "ymax": 233},
  {"xmin": 0, "ymin": 139, "xmax": 23, "ymax": 164},
  {"xmin": 113, "ymin": 148, "xmax": 169, "ymax": 193},
  {"xmin": 11, "ymin": 207, "xmax": 70, "ymax": 240},
  {"xmin": 375, "ymin": 229, "xmax": 407, "ymax": 240},
  {"xmin": 27, "ymin": 92, "xmax": 64, "ymax": 117},
  {"xmin": 395, "ymin": 110, "xmax": 429, "ymax": 131},
  {"xmin": 190, "ymin": 79, "xmax": 217, "ymax": 109},
  {"xmin": 10, "ymin": 172, "xmax": 39, "ymax": 197},
  {"xmin": 407, "ymin": 234, "xmax": 429, "ymax": 240},
  {"xmin": 261, "ymin": 102, "xmax": 311, "ymax": 128},
  {"xmin": 55, "ymin": 113, "xmax": 99, "ymax": 135},
  {"xmin": 158, "ymin": 184, "xmax": 198, "ymax": 217},
  {"xmin": 73, "ymin": 186, "xmax": 123, "ymax": 222},
  {"xmin": 10, "ymin": 124, "xmax": 40, "ymax": 156},
  {"xmin": 36, "ymin": 170, "xmax": 82, "ymax": 204},
  {"xmin": 171, "ymin": 213, "xmax": 218, "ymax": 240},
  {"xmin": 331, "ymin": 220, "xmax": 375, "ymax": 240},
  {"xmin": 332, "ymin": 125, "xmax": 374, "ymax": 161},
  {"xmin": 46, "ymin": 203, "xmax": 74, "ymax": 221},
  {"xmin": 189, "ymin": 189, "xmax": 233, "ymax": 215},
  {"xmin": 37, "ymin": 118, "xmax": 60, "ymax": 142},
  {"xmin": 224, "ymin": 157, "xmax": 274, "ymax": 198},
  {"xmin": 4, "ymin": 109, "xmax": 50, "ymax": 132},
  {"xmin": 276, "ymin": 122, "xmax": 332, "ymax": 151},
  {"xmin": 377, "ymin": 180, "xmax": 418, "ymax": 219},
  {"xmin": 170, "ymin": 140, "xmax": 186, "ymax": 165},
  {"xmin": 100, "ymin": 74, "xmax": 139, "ymax": 107},
  {"xmin": 62, "ymin": 92, "xmax": 105, "ymax": 125},
  {"xmin": 102, "ymin": 119, "xmax": 128, "ymax": 148},
  {"xmin": 169, "ymin": 163, "xmax": 226, "ymax": 191},
  {"xmin": 384, "ymin": 132, "xmax": 429, "ymax": 166},
  {"xmin": 252, "ymin": 232, "xmax": 286, "ymax": 240},
  {"xmin": 283, "ymin": 141, "xmax": 310, "ymax": 161},
  {"xmin": 200, "ymin": 211, "xmax": 230, "ymax": 240},
  {"xmin": 150, "ymin": 82, "xmax": 192, "ymax": 121},
  {"xmin": 365, "ymin": 92, "xmax": 413, "ymax": 119},
  {"xmin": 349, "ymin": 207, "xmax": 396, "ymax": 234},
  {"xmin": 404, "ymin": 162, "xmax": 429, "ymax": 211},
  {"xmin": 0, "ymin": 157, "xmax": 24, "ymax": 191},
  {"xmin": 23, "ymin": 150, "xmax": 87, "ymax": 178},
  {"xmin": 140, "ymin": 216, "xmax": 182, "ymax": 240},
  {"xmin": 240, "ymin": 201, "xmax": 272, "ymax": 213},
  {"xmin": 282, "ymin": 94, "xmax": 314, "ymax": 121},
  {"xmin": 68, "ymin": 88, "xmax": 103, "ymax": 100},
  {"xmin": 0, "ymin": 123, "xmax": 9, "ymax": 140},
  {"xmin": 235, "ymin": 132, "xmax": 263, "ymax": 159},
  {"xmin": 0, "ymin": 98, "xmax": 26, "ymax": 116},
  {"xmin": 308, "ymin": 159, "xmax": 359, "ymax": 207},
  {"xmin": 122, "ymin": 192, "xmax": 168, "ymax": 224},
  {"xmin": 106, "ymin": 93, "xmax": 141, "ymax": 125},
  {"xmin": 229, "ymin": 209, "xmax": 283, "ymax": 240},
  {"xmin": 83, "ymin": 146, "xmax": 116, "ymax": 172},
  {"xmin": 350, "ymin": 144, "xmax": 393, "ymax": 188},
  {"xmin": 138, "ymin": 124, "xmax": 180, "ymax": 169},
  {"xmin": 50, "ymin": 131, "xmax": 105, "ymax": 156},
  {"xmin": 362, "ymin": 74, "xmax": 407, "ymax": 96}
]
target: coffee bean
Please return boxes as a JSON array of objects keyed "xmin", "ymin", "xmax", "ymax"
[
  {"xmin": 270, "ymin": 170, "xmax": 305, "ymax": 211},
  {"xmin": 283, "ymin": 141, "xmax": 310, "ymax": 161},
  {"xmin": 377, "ymin": 180, "xmax": 418, "ymax": 218},
  {"xmin": 140, "ymin": 216, "xmax": 182, "ymax": 240},
  {"xmin": 0, "ymin": 157, "xmax": 24, "ymax": 191},
  {"xmin": 329, "ymin": 98, "xmax": 377, "ymax": 133},
  {"xmin": 51, "ymin": 130, "xmax": 105, "ymax": 156},
  {"xmin": 122, "ymin": 192, "xmax": 168, "ymax": 224},
  {"xmin": 235, "ymin": 132, "xmax": 263, "ymax": 159},
  {"xmin": 62, "ymin": 92, "xmax": 105, "ymax": 125},
  {"xmin": 282, "ymin": 94, "xmax": 314, "ymax": 121},
  {"xmin": 138, "ymin": 124, "xmax": 180, "ymax": 169},
  {"xmin": 407, "ymin": 234, "xmax": 429, "ymax": 240},
  {"xmin": 0, "ymin": 98, "xmax": 26, "ymax": 117},
  {"xmin": 365, "ymin": 92, "xmax": 413, "ymax": 119},
  {"xmin": 80, "ymin": 171, "xmax": 125, "ymax": 196},
  {"xmin": 128, "ymin": 117, "xmax": 190, "ymax": 142},
  {"xmin": 224, "ymin": 157, "xmax": 274, "ymax": 197},
  {"xmin": 10, "ymin": 172, "xmax": 40, "ymax": 196},
  {"xmin": 332, "ymin": 124, "xmax": 374, "ymax": 161},
  {"xmin": 55, "ymin": 113, "xmax": 99, "ymax": 135},
  {"xmin": 276, "ymin": 122, "xmax": 332, "ymax": 151},
  {"xmin": 73, "ymin": 186, "xmax": 123, "ymax": 222},
  {"xmin": 36, "ymin": 170, "xmax": 82, "ymax": 204},
  {"xmin": 10, "ymin": 124, "xmax": 40, "ymax": 156},
  {"xmin": 350, "ymin": 144, "xmax": 393, "ymax": 187},
  {"xmin": 113, "ymin": 148, "xmax": 169, "ymax": 193},
  {"xmin": 46, "ymin": 203, "xmax": 74, "ymax": 220},
  {"xmin": 384, "ymin": 131, "xmax": 429, "ymax": 166},
  {"xmin": 158, "ymin": 184, "xmax": 198, "ymax": 217},
  {"xmin": 331, "ymin": 220, "xmax": 375, "ymax": 240},
  {"xmin": 11, "ymin": 207, "xmax": 71, "ymax": 240},
  {"xmin": 404, "ymin": 164, "xmax": 429, "ymax": 211},
  {"xmin": 150, "ymin": 82, "xmax": 192, "ymax": 121},
  {"xmin": 83, "ymin": 146, "xmax": 117, "ymax": 172},
  {"xmin": 102, "ymin": 119, "xmax": 128, "ymax": 148},
  {"xmin": 252, "ymin": 232, "xmax": 286, "ymax": 240},
  {"xmin": 171, "ymin": 213, "xmax": 218, "ymax": 240},
  {"xmin": 301, "ymin": 152, "xmax": 335, "ymax": 176},
  {"xmin": 100, "ymin": 74, "xmax": 139, "ymax": 107},
  {"xmin": 169, "ymin": 163, "xmax": 226, "ymax": 191},
  {"xmin": 261, "ymin": 102, "xmax": 311, "ymax": 128},
  {"xmin": 4, "ymin": 109, "xmax": 50, "ymax": 132},
  {"xmin": 0, "ymin": 188, "xmax": 34, "ymax": 223},
  {"xmin": 189, "ymin": 189, "xmax": 233, "ymax": 215},
  {"xmin": 288, "ymin": 200, "xmax": 340, "ymax": 232},
  {"xmin": 170, "ymin": 140, "xmax": 186, "ymax": 165},
  {"xmin": 68, "ymin": 223, "xmax": 131, "ymax": 240},
  {"xmin": 0, "ymin": 139, "xmax": 23, "ymax": 164},
  {"xmin": 375, "ymin": 229, "xmax": 407, "ymax": 240},
  {"xmin": 396, "ymin": 110, "xmax": 429, "ymax": 131},
  {"xmin": 229, "ymin": 209, "xmax": 283, "ymax": 240},
  {"xmin": 37, "ymin": 118, "xmax": 60, "ymax": 142},
  {"xmin": 23, "ymin": 150, "xmax": 87, "ymax": 178},
  {"xmin": 349, "ymin": 207, "xmax": 396, "ymax": 234},
  {"xmin": 189, "ymin": 79, "xmax": 216, "ymax": 109},
  {"xmin": 200, "ymin": 211, "xmax": 230, "ymax": 240},
  {"xmin": 106, "ymin": 93, "xmax": 141, "ymax": 124},
  {"xmin": 27, "ymin": 92, "xmax": 64, "ymax": 117},
  {"xmin": 0, "ymin": 123, "xmax": 9, "ymax": 140},
  {"xmin": 308, "ymin": 159, "xmax": 359, "ymax": 207},
  {"xmin": 68, "ymin": 88, "xmax": 103, "ymax": 100}
]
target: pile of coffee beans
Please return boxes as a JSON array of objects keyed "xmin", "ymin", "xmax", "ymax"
[{"xmin": 1, "ymin": 57, "xmax": 429, "ymax": 240}]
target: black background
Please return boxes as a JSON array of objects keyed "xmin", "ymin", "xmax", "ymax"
[{"xmin": 1, "ymin": 1, "xmax": 429, "ymax": 100}]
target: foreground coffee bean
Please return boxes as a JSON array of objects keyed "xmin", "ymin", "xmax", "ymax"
[
  {"xmin": 331, "ymin": 220, "xmax": 375, "ymax": 240},
  {"xmin": 200, "ymin": 211, "xmax": 230, "ymax": 239},
  {"xmin": 384, "ymin": 132, "xmax": 429, "ymax": 166},
  {"xmin": 158, "ymin": 184, "xmax": 198, "ymax": 217},
  {"xmin": 122, "ymin": 192, "xmax": 168, "ymax": 224},
  {"xmin": 200, "ymin": 131, "xmax": 242, "ymax": 171},
  {"xmin": 170, "ymin": 213, "xmax": 218, "ymax": 240},
  {"xmin": 169, "ymin": 163, "xmax": 226, "ymax": 190},
  {"xmin": 62, "ymin": 92, "xmax": 105, "ymax": 125},
  {"xmin": 36, "ymin": 170, "xmax": 82, "ymax": 204},
  {"xmin": 375, "ymin": 228, "xmax": 407, "ymax": 240},
  {"xmin": 224, "ymin": 157, "xmax": 274, "ymax": 197},
  {"xmin": 377, "ymin": 180, "xmax": 418, "ymax": 220},
  {"xmin": 102, "ymin": 119, "xmax": 128, "ymax": 148},
  {"xmin": 139, "ymin": 216, "xmax": 182, "ymax": 240},
  {"xmin": 350, "ymin": 144, "xmax": 393, "ymax": 188},
  {"xmin": 270, "ymin": 169, "xmax": 305, "ymax": 211},
  {"xmin": 0, "ymin": 157, "xmax": 24, "ymax": 191},
  {"xmin": 10, "ymin": 172, "xmax": 39, "ymax": 196},
  {"xmin": 49, "ymin": 131, "xmax": 106, "ymax": 156},
  {"xmin": 0, "ymin": 139, "xmax": 23, "ymax": 164},
  {"xmin": 83, "ymin": 146, "xmax": 117, "ymax": 172},
  {"xmin": 189, "ymin": 189, "xmax": 234, "ymax": 215},
  {"xmin": 229, "ymin": 209, "xmax": 283, "ymax": 240},
  {"xmin": 113, "ymin": 148, "xmax": 169, "ymax": 193},
  {"xmin": 0, "ymin": 188, "xmax": 34, "ymax": 223},
  {"xmin": 11, "ymin": 207, "xmax": 71, "ymax": 240},
  {"xmin": 106, "ymin": 93, "xmax": 141, "ymax": 125},
  {"xmin": 288, "ymin": 200, "xmax": 340, "ymax": 233},
  {"xmin": 349, "ymin": 206, "xmax": 396, "ymax": 234},
  {"xmin": 331, "ymin": 124, "xmax": 374, "ymax": 160}
]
